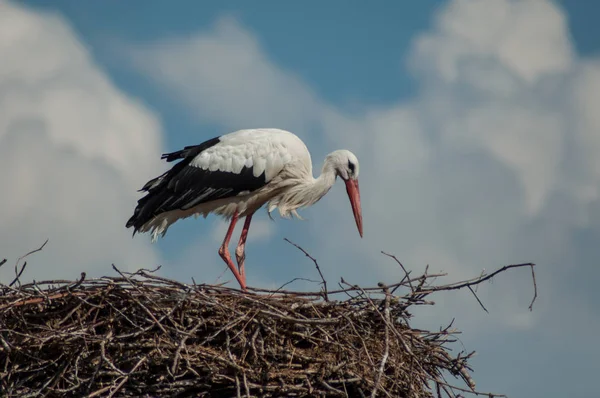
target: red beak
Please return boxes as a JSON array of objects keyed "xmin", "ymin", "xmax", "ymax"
[{"xmin": 344, "ymin": 178, "xmax": 363, "ymax": 238}]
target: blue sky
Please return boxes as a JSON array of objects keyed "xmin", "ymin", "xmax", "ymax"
[
  {"xmin": 25, "ymin": 0, "xmax": 440, "ymax": 103},
  {"xmin": 2, "ymin": 1, "xmax": 600, "ymax": 397}
]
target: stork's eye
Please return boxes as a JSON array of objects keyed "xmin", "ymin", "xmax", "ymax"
[{"xmin": 348, "ymin": 161, "xmax": 355, "ymax": 174}]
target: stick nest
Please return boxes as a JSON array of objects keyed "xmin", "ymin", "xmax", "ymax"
[{"xmin": 0, "ymin": 252, "xmax": 535, "ymax": 397}]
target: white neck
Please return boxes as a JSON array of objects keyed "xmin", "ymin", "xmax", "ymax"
[
  {"xmin": 269, "ymin": 157, "xmax": 338, "ymax": 219},
  {"xmin": 305, "ymin": 160, "xmax": 338, "ymax": 205}
]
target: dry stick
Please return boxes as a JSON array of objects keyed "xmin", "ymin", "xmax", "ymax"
[
  {"xmin": 68, "ymin": 272, "xmax": 87, "ymax": 291},
  {"xmin": 431, "ymin": 263, "xmax": 534, "ymax": 291},
  {"xmin": 235, "ymin": 374, "xmax": 241, "ymax": 398},
  {"xmin": 9, "ymin": 239, "xmax": 49, "ymax": 288},
  {"xmin": 467, "ymin": 286, "xmax": 488, "ymax": 313},
  {"xmin": 134, "ymin": 264, "xmax": 162, "ymax": 274},
  {"xmin": 243, "ymin": 372, "xmax": 250, "ymax": 398},
  {"xmin": 430, "ymin": 262, "xmax": 538, "ymax": 310},
  {"xmin": 137, "ymin": 270, "xmax": 190, "ymax": 290},
  {"xmin": 107, "ymin": 356, "xmax": 147, "ymax": 398},
  {"xmin": 248, "ymin": 271, "xmax": 449, "ymax": 297},
  {"xmin": 18, "ymin": 278, "xmax": 87, "ymax": 289},
  {"xmin": 435, "ymin": 382, "xmax": 443, "ymax": 398},
  {"xmin": 87, "ymin": 385, "xmax": 112, "ymax": 398},
  {"xmin": 100, "ymin": 331, "xmax": 125, "ymax": 376},
  {"xmin": 371, "ymin": 285, "xmax": 391, "ymax": 398},
  {"xmin": 474, "ymin": 269, "xmax": 486, "ymax": 293},
  {"xmin": 434, "ymin": 378, "xmax": 507, "ymax": 398},
  {"xmin": 0, "ymin": 291, "xmax": 88, "ymax": 310},
  {"xmin": 9, "ymin": 262, "xmax": 28, "ymax": 289},
  {"xmin": 284, "ymin": 238, "xmax": 329, "ymax": 301},
  {"xmin": 528, "ymin": 264, "xmax": 537, "ymax": 311},
  {"xmin": 319, "ymin": 379, "xmax": 345, "ymax": 395},
  {"xmin": 171, "ymin": 321, "xmax": 204, "ymax": 374},
  {"xmin": 269, "ymin": 277, "xmax": 321, "ymax": 297},
  {"xmin": 435, "ymin": 350, "xmax": 476, "ymax": 390},
  {"xmin": 0, "ymin": 259, "xmax": 6, "ymax": 268},
  {"xmin": 111, "ymin": 264, "xmax": 169, "ymax": 335},
  {"xmin": 381, "ymin": 251, "xmax": 414, "ymax": 293}
]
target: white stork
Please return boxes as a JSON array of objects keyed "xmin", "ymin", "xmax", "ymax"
[{"xmin": 126, "ymin": 128, "xmax": 362, "ymax": 290}]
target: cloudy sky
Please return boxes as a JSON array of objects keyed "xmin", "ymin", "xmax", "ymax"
[{"xmin": 2, "ymin": 0, "xmax": 599, "ymax": 396}]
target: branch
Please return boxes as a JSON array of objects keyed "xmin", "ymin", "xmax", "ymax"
[
  {"xmin": 431, "ymin": 263, "xmax": 535, "ymax": 292},
  {"xmin": 382, "ymin": 251, "xmax": 414, "ymax": 293},
  {"xmin": 431, "ymin": 263, "xmax": 536, "ymax": 301},
  {"xmin": 371, "ymin": 284, "xmax": 391, "ymax": 397},
  {"xmin": 9, "ymin": 239, "xmax": 49, "ymax": 288},
  {"xmin": 528, "ymin": 264, "xmax": 538, "ymax": 311},
  {"xmin": 467, "ymin": 286, "xmax": 488, "ymax": 313},
  {"xmin": 284, "ymin": 238, "xmax": 329, "ymax": 301}
]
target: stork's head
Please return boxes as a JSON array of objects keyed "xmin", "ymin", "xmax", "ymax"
[{"xmin": 327, "ymin": 150, "xmax": 363, "ymax": 238}]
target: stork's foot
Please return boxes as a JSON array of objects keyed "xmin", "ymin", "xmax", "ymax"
[{"xmin": 219, "ymin": 245, "xmax": 247, "ymax": 291}]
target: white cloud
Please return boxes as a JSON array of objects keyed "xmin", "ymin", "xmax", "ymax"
[
  {"xmin": 413, "ymin": 0, "xmax": 573, "ymax": 84},
  {"xmin": 0, "ymin": 1, "xmax": 164, "ymax": 282},
  {"xmin": 126, "ymin": 0, "xmax": 600, "ymax": 343},
  {"xmin": 411, "ymin": 0, "xmax": 577, "ymax": 215},
  {"xmin": 566, "ymin": 61, "xmax": 600, "ymax": 207},
  {"xmin": 128, "ymin": 16, "xmax": 323, "ymax": 134}
]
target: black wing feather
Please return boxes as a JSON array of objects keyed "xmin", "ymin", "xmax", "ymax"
[{"xmin": 126, "ymin": 136, "xmax": 267, "ymax": 233}]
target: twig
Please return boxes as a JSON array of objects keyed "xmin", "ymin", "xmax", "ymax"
[
  {"xmin": 430, "ymin": 263, "xmax": 534, "ymax": 292},
  {"xmin": 467, "ymin": 286, "xmax": 488, "ymax": 313},
  {"xmin": 243, "ymin": 372, "xmax": 250, "ymax": 397},
  {"xmin": 9, "ymin": 262, "xmax": 28, "ymax": 288},
  {"xmin": 371, "ymin": 284, "xmax": 391, "ymax": 398},
  {"xmin": 171, "ymin": 322, "xmax": 203, "ymax": 374},
  {"xmin": 235, "ymin": 374, "xmax": 241, "ymax": 398},
  {"xmin": 284, "ymin": 238, "xmax": 329, "ymax": 301},
  {"xmin": 382, "ymin": 251, "xmax": 414, "ymax": 293},
  {"xmin": 268, "ymin": 277, "xmax": 321, "ymax": 297},
  {"xmin": 111, "ymin": 264, "xmax": 169, "ymax": 335},
  {"xmin": 10, "ymin": 239, "xmax": 49, "ymax": 288},
  {"xmin": 107, "ymin": 356, "xmax": 147, "ymax": 398},
  {"xmin": 433, "ymin": 378, "xmax": 506, "ymax": 397},
  {"xmin": 528, "ymin": 264, "xmax": 537, "ymax": 311}
]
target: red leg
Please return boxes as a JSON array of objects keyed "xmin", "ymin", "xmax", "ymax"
[
  {"xmin": 235, "ymin": 213, "xmax": 253, "ymax": 280},
  {"xmin": 218, "ymin": 211, "xmax": 247, "ymax": 291}
]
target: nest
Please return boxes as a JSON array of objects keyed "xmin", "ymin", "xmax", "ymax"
[{"xmin": 0, "ymin": 245, "xmax": 536, "ymax": 397}]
